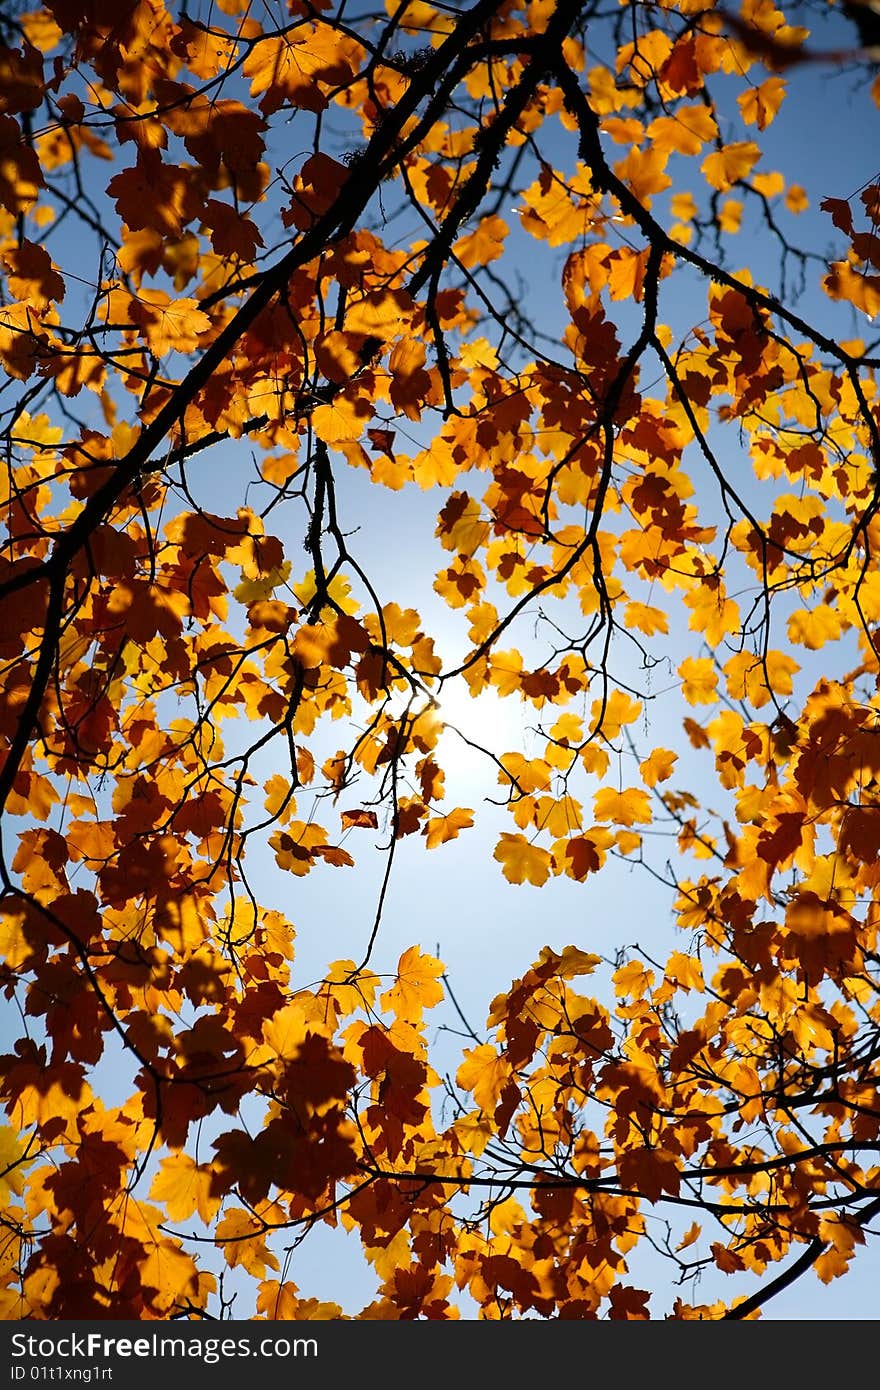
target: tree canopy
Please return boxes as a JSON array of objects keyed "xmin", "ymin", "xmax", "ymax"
[{"xmin": 2, "ymin": 0, "xmax": 880, "ymax": 1322}]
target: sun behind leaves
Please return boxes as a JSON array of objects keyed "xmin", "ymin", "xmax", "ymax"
[{"xmin": 1, "ymin": 0, "xmax": 880, "ymax": 1321}]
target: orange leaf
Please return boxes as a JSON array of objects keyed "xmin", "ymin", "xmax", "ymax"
[
  {"xmin": 380, "ymin": 946, "xmax": 444, "ymax": 1024},
  {"xmin": 493, "ymin": 832, "xmax": 553, "ymax": 886}
]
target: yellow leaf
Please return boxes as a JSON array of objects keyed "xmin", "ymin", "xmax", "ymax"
[
  {"xmin": 536, "ymin": 792, "xmax": 583, "ymax": 838},
  {"xmin": 553, "ymin": 945, "xmax": 603, "ymax": 978},
  {"xmin": 824, "ymin": 260, "xmax": 880, "ymax": 319},
  {"xmin": 738, "ymin": 76, "xmax": 786, "ymax": 129},
  {"xmin": 723, "ymin": 649, "xmax": 799, "ymax": 708},
  {"xmin": 150, "ymin": 1153, "xmax": 221, "ymax": 1225},
  {"xmin": 624, "ymin": 601, "xmax": 669, "ymax": 636},
  {"xmin": 493, "ymin": 832, "xmax": 553, "ymax": 886},
  {"xmin": 435, "ymin": 492, "xmax": 489, "ymax": 556},
  {"xmin": 664, "ymin": 951, "xmax": 705, "ymax": 992},
  {"xmin": 679, "ymin": 656, "xmax": 718, "ymax": 705},
  {"xmin": 753, "ymin": 171, "xmax": 785, "ymax": 198},
  {"xmin": 216, "ymin": 1208, "xmax": 280, "ymax": 1279},
  {"xmin": 131, "ymin": 290, "xmax": 211, "ymax": 356},
  {"xmin": 324, "ymin": 960, "xmax": 379, "ymax": 1013},
  {"xmin": 815, "ymin": 1216, "xmax": 863, "ymax": 1283},
  {"xmin": 380, "ymin": 945, "xmax": 444, "ymax": 1023},
  {"xmin": 647, "ymin": 104, "xmax": 716, "ymax": 156},
  {"xmin": 518, "ymin": 163, "xmax": 595, "ymax": 246},
  {"xmin": 640, "ymin": 748, "xmax": 677, "ymax": 787},
  {"xmin": 311, "ymin": 393, "xmax": 370, "ymax": 444},
  {"xmin": 786, "ymin": 184, "xmax": 808, "ymax": 213},
  {"xmin": 364, "ymin": 1227, "xmax": 410, "ymax": 1281},
  {"xmin": 456, "ymin": 1043, "xmax": 510, "ymax": 1111},
  {"xmin": 379, "ymin": 602, "xmax": 422, "ymax": 646},
  {"xmin": 263, "ymin": 774, "xmax": 291, "ymax": 816},
  {"xmin": 719, "ymin": 198, "xmax": 742, "ymax": 233},
  {"xmin": 613, "ymin": 144, "xmax": 672, "ymax": 205},
  {"xmin": 262, "ymin": 1001, "xmax": 311, "ymax": 1059},
  {"xmin": 671, "ymin": 191, "xmax": 698, "ymax": 222},
  {"xmin": 0, "ymin": 1126, "xmax": 32, "ymax": 1203},
  {"xmin": 0, "ymin": 907, "xmax": 32, "ymax": 972},
  {"xmin": 452, "ymin": 1110, "xmax": 493, "ymax": 1156},
  {"xmin": 233, "ymin": 561, "xmax": 291, "ymax": 604},
  {"xmin": 494, "ymin": 750, "xmax": 550, "ymax": 795},
  {"xmin": 423, "ymin": 807, "xmax": 474, "ymax": 848},
  {"xmin": 615, "ymin": 828, "xmax": 642, "ymax": 854},
  {"xmin": 787, "ymin": 604, "xmax": 841, "ymax": 650},
  {"xmin": 613, "ymin": 959, "xmax": 654, "ymax": 998},
  {"xmin": 257, "ymin": 1280, "xmax": 343, "ymax": 1320},
  {"xmin": 549, "ymin": 712, "xmax": 583, "ymax": 742},
  {"xmin": 454, "ymin": 214, "xmax": 508, "ymax": 268},
  {"xmin": 591, "ymin": 687, "xmax": 642, "ymax": 738},
  {"xmin": 138, "ymin": 1238, "xmax": 201, "ymax": 1310},
  {"xmin": 593, "ymin": 787, "xmax": 652, "ymax": 826},
  {"xmin": 702, "ymin": 141, "xmax": 760, "ymax": 191},
  {"xmin": 488, "ymin": 649, "xmax": 524, "ymax": 696},
  {"xmin": 676, "ymin": 1221, "xmax": 701, "ymax": 1252},
  {"xmin": 292, "ymin": 568, "xmax": 359, "ymax": 615},
  {"xmin": 684, "ymin": 586, "xmax": 740, "ymax": 646}
]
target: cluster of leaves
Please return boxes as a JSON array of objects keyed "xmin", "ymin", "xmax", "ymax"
[{"xmin": 1, "ymin": 0, "xmax": 880, "ymax": 1320}]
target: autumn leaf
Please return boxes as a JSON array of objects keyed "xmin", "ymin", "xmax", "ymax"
[
  {"xmin": 311, "ymin": 393, "xmax": 372, "ymax": 444},
  {"xmin": 456, "ymin": 1044, "xmax": 511, "ymax": 1112},
  {"xmin": 640, "ymin": 748, "xmax": 677, "ymax": 787},
  {"xmin": 423, "ymin": 807, "xmax": 474, "ymax": 848},
  {"xmin": 702, "ymin": 141, "xmax": 761, "ymax": 191},
  {"xmin": 379, "ymin": 946, "xmax": 444, "ymax": 1024},
  {"xmin": 0, "ymin": 1126, "xmax": 32, "ymax": 1203},
  {"xmin": 738, "ymin": 76, "xmax": 786, "ymax": 130},
  {"xmin": 128, "ymin": 290, "xmax": 211, "ymax": 356},
  {"xmin": 0, "ymin": 114, "xmax": 43, "ymax": 212},
  {"xmin": 341, "ymin": 808, "xmax": 379, "ymax": 830},
  {"xmin": 679, "ymin": 656, "xmax": 718, "ymax": 705},
  {"xmin": 107, "ymin": 149, "xmax": 203, "ymax": 236},
  {"xmin": 617, "ymin": 1147, "xmax": 681, "ymax": 1202},
  {"xmin": 593, "ymin": 787, "xmax": 652, "ymax": 826},
  {"xmin": 150, "ymin": 1153, "xmax": 221, "ymax": 1225},
  {"xmin": 493, "ymin": 833, "xmax": 553, "ymax": 886},
  {"xmin": 215, "ymin": 1209, "xmax": 280, "ymax": 1279}
]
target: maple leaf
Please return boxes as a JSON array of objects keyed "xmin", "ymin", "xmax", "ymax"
[
  {"xmin": 311, "ymin": 393, "xmax": 372, "ymax": 444},
  {"xmin": 0, "ymin": 1125, "xmax": 33, "ymax": 1203},
  {"xmin": 243, "ymin": 27, "xmax": 362, "ymax": 114},
  {"xmin": 215, "ymin": 1209, "xmax": 280, "ymax": 1280},
  {"xmin": 423, "ymin": 807, "xmax": 474, "ymax": 848},
  {"xmin": 257, "ymin": 1279, "xmax": 344, "ymax": 1320},
  {"xmin": 821, "ymin": 195, "xmax": 854, "ymax": 236},
  {"xmin": 679, "ymin": 656, "xmax": 719, "ymax": 705},
  {"xmin": 493, "ymin": 833, "xmax": 553, "ymax": 886},
  {"xmin": 0, "ymin": 114, "xmax": 43, "ymax": 212},
  {"xmin": 640, "ymin": 748, "xmax": 677, "ymax": 787},
  {"xmin": 149, "ymin": 1153, "xmax": 221, "ymax": 1225},
  {"xmin": 593, "ymin": 787, "xmax": 652, "ymax": 826},
  {"xmin": 341, "ymin": 808, "xmax": 379, "ymax": 830},
  {"xmin": 107, "ymin": 149, "xmax": 203, "ymax": 236},
  {"xmin": 128, "ymin": 291, "xmax": 211, "ymax": 356},
  {"xmin": 456, "ymin": 1044, "xmax": 511, "ymax": 1112},
  {"xmin": 702, "ymin": 141, "xmax": 761, "ymax": 191},
  {"xmin": 738, "ymin": 75, "xmax": 786, "ymax": 129},
  {"xmin": 202, "ymin": 200, "xmax": 264, "ymax": 260},
  {"xmin": 380, "ymin": 946, "xmax": 444, "ymax": 1025},
  {"xmin": 2, "ymin": 241, "xmax": 64, "ymax": 310}
]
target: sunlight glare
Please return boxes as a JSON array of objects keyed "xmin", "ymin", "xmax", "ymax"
[{"xmin": 433, "ymin": 680, "xmax": 533, "ymax": 790}]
